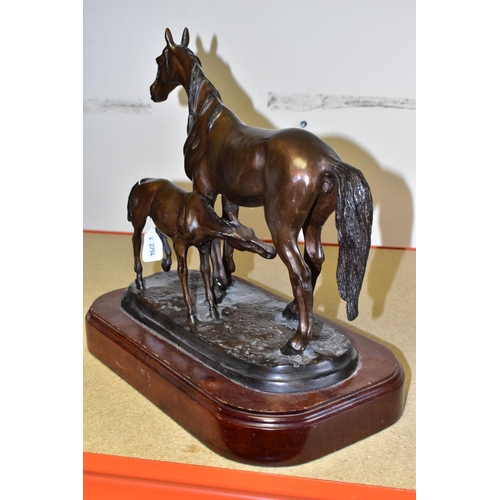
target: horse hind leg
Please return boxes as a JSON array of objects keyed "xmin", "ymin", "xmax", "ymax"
[
  {"xmin": 284, "ymin": 192, "xmax": 336, "ymax": 319},
  {"xmin": 306, "ymin": 193, "xmax": 336, "ymax": 282},
  {"xmin": 267, "ymin": 220, "xmax": 314, "ymax": 354},
  {"xmin": 155, "ymin": 227, "xmax": 172, "ymax": 272}
]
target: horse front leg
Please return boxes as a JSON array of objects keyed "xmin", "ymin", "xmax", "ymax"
[
  {"xmin": 221, "ymin": 197, "xmax": 241, "ymax": 286},
  {"xmin": 174, "ymin": 239, "xmax": 197, "ymax": 324},
  {"xmin": 191, "ymin": 182, "xmax": 228, "ymax": 302},
  {"xmin": 210, "ymin": 240, "xmax": 228, "ymax": 303},
  {"xmin": 199, "ymin": 242, "xmax": 219, "ymax": 319}
]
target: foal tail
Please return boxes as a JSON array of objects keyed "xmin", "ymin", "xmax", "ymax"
[
  {"xmin": 127, "ymin": 181, "xmax": 141, "ymax": 222},
  {"xmin": 332, "ymin": 161, "xmax": 373, "ymax": 321},
  {"xmin": 127, "ymin": 178, "xmax": 153, "ymax": 222}
]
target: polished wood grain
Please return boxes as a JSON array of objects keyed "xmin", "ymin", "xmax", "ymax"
[{"xmin": 86, "ymin": 281, "xmax": 405, "ymax": 466}]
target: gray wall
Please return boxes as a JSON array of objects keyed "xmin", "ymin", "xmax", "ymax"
[{"xmin": 83, "ymin": 0, "xmax": 415, "ymax": 248}]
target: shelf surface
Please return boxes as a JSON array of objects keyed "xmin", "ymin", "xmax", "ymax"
[{"xmin": 83, "ymin": 232, "xmax": 415, "ymax": 489}]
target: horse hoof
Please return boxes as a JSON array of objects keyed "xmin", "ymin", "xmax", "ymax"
[
  {"xmin": 161, "ymin": 260, "xmax": 171, "ymax": 272},
  {"xmin": 280, "ymin": 338, "xmax": 307, "ymax": 356},
  {"xmin": 213, "ymin": 284, "xmax": 227, "ymax": 304},
  {"xmin": 187, "ymin": 313, "xmax": 198, "ymax": 325},
  {"xmin": 209, "ymin": 308, "xmax": 220, "ymax": 320}
]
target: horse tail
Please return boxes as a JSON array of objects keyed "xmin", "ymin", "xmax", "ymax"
[{"xmin": 331, "ymin": 160, "xmax": 373, "ymax": 321}]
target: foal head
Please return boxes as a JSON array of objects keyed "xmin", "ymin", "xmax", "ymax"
[
  {"xmin": 224, "ymin": 219, "xmax": 277, "ymax": 261},
  {"xmin": 150, "ymin": 27, "xmax": 199, "ymax": 102}
]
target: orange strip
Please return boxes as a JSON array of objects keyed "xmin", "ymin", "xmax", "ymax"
[
  {"xmin": 83, "ymin": 229, "xmax": 133, "ymax": 236},
  {"xmin": 83, "ymin": 452, "xmax": 415, "ymax": 500}
]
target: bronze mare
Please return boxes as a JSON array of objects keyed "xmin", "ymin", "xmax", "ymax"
[
  {"xmin": 150, "ymin": 28, "xmax": 373, "ymax": 354},
  {"xmin": 127, "ymin": 178, "xmax": 276, "ymax": 323}
]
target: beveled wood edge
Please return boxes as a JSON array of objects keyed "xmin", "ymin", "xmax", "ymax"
[
  {"xmin": 86, "ymin": 297, "xmax": 405, "ymax": 427},
  {"xmin": 83, "ymin": 452, "xmax": 416, "ymax": 500}
]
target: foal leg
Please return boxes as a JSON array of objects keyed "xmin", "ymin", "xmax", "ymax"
[
  {"xmin": 173, "ymin": 239, "xmax": 197, "ymax": 324},
  {"xmin": 155, "ymin": 227, "xmax": 172, "ymax": 272},
  {"xmin": 132, "ymin": 219, "xmax": 147, "ymax": 289}
]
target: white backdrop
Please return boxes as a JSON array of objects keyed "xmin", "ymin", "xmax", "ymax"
[{"xmin": 83, "ymin": 0, "xmax": 415, "ymax": 248}]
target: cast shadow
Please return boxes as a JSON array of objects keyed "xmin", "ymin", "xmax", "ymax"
[
  {"xmin": 179, "ymin": 36, "xmax": 274, "ymax": 129},
  {"xmin": 181, "ymin": 34, "xmax": 414, "ymax": 320}
]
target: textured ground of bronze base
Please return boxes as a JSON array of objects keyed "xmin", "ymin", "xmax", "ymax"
[{"xmin": 121, "ymin": 272, "xmax": 359, "ymax": 393}]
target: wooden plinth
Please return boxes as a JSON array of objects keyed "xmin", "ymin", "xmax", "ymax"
[{"xmin": 86, "ymin": 275, "xmax": 405, "ymax": 466}]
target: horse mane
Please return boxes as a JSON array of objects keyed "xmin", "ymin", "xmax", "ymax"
[{"xmin": 186, "ymin": 56, "xmax": 223, "ymax": 133}]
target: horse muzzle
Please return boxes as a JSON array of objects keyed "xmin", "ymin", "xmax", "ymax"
[
  {"xmin": 150, "ymin": 81, "xmax": 178, "ymax": 103},
  {"xmin": 150, "ymin": 88, "xmax": 162, "ymax": 103},
  {"xmin": 261, "ymin": 243, "xmax": 277, "ymax": 260}
]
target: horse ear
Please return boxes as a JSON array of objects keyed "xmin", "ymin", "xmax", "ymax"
[
  {"xmin": 165, "ymin": 28, "xmax": 174, "ymax": 46},
  {"xmin": 181, "ymin": 27, "xmax": 190, "ymax": 47}
]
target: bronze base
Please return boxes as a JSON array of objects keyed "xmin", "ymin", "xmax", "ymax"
[{"xmin": 86, "ymin": 273, "xmax": 405, "ymax": 466}]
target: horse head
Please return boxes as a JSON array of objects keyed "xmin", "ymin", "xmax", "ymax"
[
  {"xmin": 223, "ymin": 218, "xmax": 277, "ymax": 260},
  {"xmin": 150, "ymin": 27, "xmax": 194, "ymax": 102}
]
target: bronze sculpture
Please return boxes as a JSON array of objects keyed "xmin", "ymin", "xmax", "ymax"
[
  {"xmin": 85, "ymin": 29, "xmax": 405, "ymax": 465},
  {"xmin": 127, "ymin": 178, "xmax": 276, "ymax": 323},
  {"xmin": 150, "ymin": 28, "xmax": 373, "ymax": 354}
]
